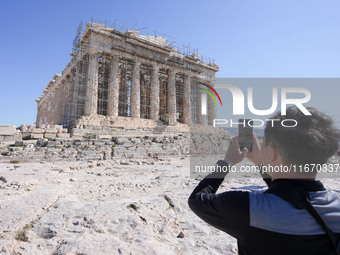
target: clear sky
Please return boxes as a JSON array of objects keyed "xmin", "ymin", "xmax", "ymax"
[{"xmin": 1, "ymin": 0, "xmax": 339, "ymax": 126}]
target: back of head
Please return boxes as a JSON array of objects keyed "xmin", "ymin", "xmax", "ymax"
[{"xmin": 264, "ymin": 107, "xmax": 340, "ymax": 166}]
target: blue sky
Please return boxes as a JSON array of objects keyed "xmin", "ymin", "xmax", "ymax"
[{"xmin": 0, "ymin": 0, "xmax": 339, "ymax": 126}]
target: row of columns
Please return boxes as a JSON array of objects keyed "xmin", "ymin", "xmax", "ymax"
[{"xmin": 84, "ymin": 52, "xmax": 215, "ymax": 125}]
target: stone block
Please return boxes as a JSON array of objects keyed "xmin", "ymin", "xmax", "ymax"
[
  {"xmin": 98, "ymin": 135, "xmax": 111, "ymax": 140},
  {"xmin": 0, "ymin": 134, "xmax": 22, "ymax": 142},
  {"xmin": 101, "ymin": 120, "xmax": 111, "ymax": 126},
  {"xmin": 87, "ymin": 120, "xmax": 101, "ymax": 126},
  {"xmin": 31, "ymin": 134, "xmax": 44, "ymax": 139},
  {"xmin": 22, "ymin": 133, "xmax": 32, "ymax": 140},
  {"xmin": 36, "ymin": 138, "xmax": 47, "ymax": 146},
  {"xmin": 45, "ymin": 141, "xmax": 58, "ymax": 147},
  {"xmin": 22, "ymin": 125, "xmax": 35, "ymax": 133},
  {"xmin": 44, "ymin": 133, "xmax": 56, "ymax": 138},
  {"xmin": 20, "ymin": 125, "xmax": 29, "ymax": 133},
  {"xmin": 0, "ymin": 125, "xmax": 16, "ymax": 136},
  {"xmin": 57, "ymin": 133, "xmax": 70, "ymax": 139},
  {"xmin": 45, "ymin": 128, "xmax": 57, "ymax": 133},
  {"xmin": 14, "ymin": 141, "xmax": 25, "ymax": 147},
  {"xmin": 32, "ymin": 128, "xmax": 44, "ymax": 134}
]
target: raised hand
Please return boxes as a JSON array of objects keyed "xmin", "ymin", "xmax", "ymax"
[
  {"xmin": 224, "ymin": 136, "xmax": 248, "ymax": 166},
  {"xmin": 246, "ymin": 134, "xmax": 261, "ymax": 166}
]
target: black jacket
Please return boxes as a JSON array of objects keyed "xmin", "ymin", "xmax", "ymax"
[{"xmin": 188, "ymin": 160, "xmax": 340, "ymax": 255}]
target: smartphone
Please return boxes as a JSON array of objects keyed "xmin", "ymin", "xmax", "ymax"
[{"xmin": 238, "ymin": 119, "xmax": 253, "ymax": 152}]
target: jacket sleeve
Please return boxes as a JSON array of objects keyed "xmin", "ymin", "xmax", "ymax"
[{"xmin": 188, "ymin": 160, "xmax": 250, "ymax": 240}]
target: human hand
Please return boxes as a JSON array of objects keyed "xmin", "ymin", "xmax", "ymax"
[
  {"xmin": 246, "ymin": 134, "xmax": 261, "ymax": 166},
  {"xmin": 224, "ymin": 136, "xmax": 248, "ymax": 166}
]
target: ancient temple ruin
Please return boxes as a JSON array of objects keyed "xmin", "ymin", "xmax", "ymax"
[{"xmin": 36, "ymin": 20, "xmax": 219, "ymax": 134}]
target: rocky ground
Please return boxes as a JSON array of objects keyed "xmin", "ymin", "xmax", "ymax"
[{"xmin": 0, "ymin": 156, "xmax": 339, "ymax": 255}]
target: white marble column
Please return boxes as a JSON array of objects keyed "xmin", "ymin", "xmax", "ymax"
[
  {"xmin": 208, "ymin": 81, "xmax": 216, "ymax": 126},
  {"xmin": 196, "ymin": 83, "xmax": 205, "ymax": 124},
  {"xmin": 60, "ymin": 73, "xmax": 70, "ymax": 124},
  {"xmin": 183, "ymin": 74, "xmax": 191, "ymax": 125},
  {"xmin": 84, "ymin": 52, "xmax": 99, "ymax": 116},
  {"xmin": 107, "ymin": 56, "xmax": 120, "ymax": 118},
  {"xmin": 130, "ymin": 60, "xmax": 140, "ymax": 118},
  {"xmin": 150, "ymin": 65, "xmax": 160, "ymax": 120},
  {"xmin": 167, "ymin": 69, "xmax": 176, "ymax": 124},
  {"xmin": 36, "ymin": 106, "xmax": 41, "ymax": 127}
]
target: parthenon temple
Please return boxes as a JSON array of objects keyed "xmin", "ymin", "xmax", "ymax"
[{"xmin": 36, "ymin": 20, "xmax": 219, "ymax": 134}]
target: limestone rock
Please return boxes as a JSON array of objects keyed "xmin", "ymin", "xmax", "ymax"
[
  {"xmin": 0, "ymin": 125, "xmax": 16, "ymax": 136},
  {"xmin": 177, "ymin": 231, "xmax": 185, "ymax": 238}
]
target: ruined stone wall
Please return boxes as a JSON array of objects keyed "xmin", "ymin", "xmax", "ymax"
[
  {"xmin": 0, "ymin": 131, "xmax": 230, "ymax": 164},
  {"xmin": 36, "ymin": 72, "xmax": 75, "ymax": 127}
]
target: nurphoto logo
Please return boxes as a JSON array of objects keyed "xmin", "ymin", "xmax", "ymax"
[
  {"xmin": 197, "ymin": 82, "xmax": 222, "ymax": 115},
  {"xmin": 212, "ymin": 83, "xmax": 312, "ymax": 128}
]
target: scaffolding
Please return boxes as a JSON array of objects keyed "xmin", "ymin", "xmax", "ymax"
[
  {"xmin": 175, "ymin": 74, "xmax": 185, "ymax": 123},
  {"xmin": 140, "ymin": 64, "xmax": 152, "ymax": 119},
  {"xmin": 118, "ymin": 59, "xmax": 132, "ymax": 117},
  {"xmin": 97, "ymin": 55, "xmax": 110, "ymax": 116},
  {"xmin": 158, "ymin": 69, "xmax": 168, "ymax": 122},
  {"xmin": 190, "ymin": 82, "xmax": 197, "ymax": 125},
  {"xmin": 62, "ymin": 34, "xmax": 89, "ymax": 127}
]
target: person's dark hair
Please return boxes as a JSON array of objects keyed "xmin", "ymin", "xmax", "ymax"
[{"xmin": 264, "ymin": 106, "xmax": 340, "ymax": 166}]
